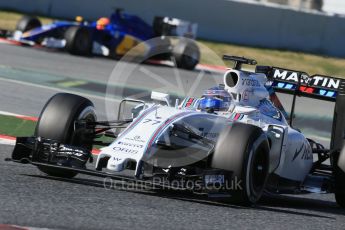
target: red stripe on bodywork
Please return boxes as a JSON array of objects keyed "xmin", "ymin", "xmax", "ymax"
[
  {"xmin": 92, "ymin": 149, "xmax": 101, "ymax": 155},
  {"xmin": 234, "ymin": 113, "xmax": 241, "ymax": 120},
  {"xmin": 299, "ymin": 86, "xmax": 314, "ymax": 94},
  {"xmin": 185, "ymin": 98, "xmax": 194, "ymax": 107}
]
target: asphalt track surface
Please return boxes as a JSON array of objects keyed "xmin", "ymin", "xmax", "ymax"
[{"xmin": 0, "ymin": 44, "xmax": 344, "ymax": 229}]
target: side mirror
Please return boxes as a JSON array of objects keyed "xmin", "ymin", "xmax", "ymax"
[{"xmin": 151, "ymin": 91, "xmax": 170, "ymax": 106}]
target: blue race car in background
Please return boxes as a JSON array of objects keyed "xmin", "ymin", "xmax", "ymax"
[{"xmin": 12, "ymin": 9, "xmax": 200, "ymax": 70}]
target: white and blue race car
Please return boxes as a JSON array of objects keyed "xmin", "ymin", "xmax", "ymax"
[{"xmin": 9, "ymin": 56, "xmax": 345, "ymax": 206}]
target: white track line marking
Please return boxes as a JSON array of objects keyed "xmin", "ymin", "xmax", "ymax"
[
  {"xmin": 0, "ymin": 135, "xmax": 15, "ymax": 145},
  {"xmin": 0, "ymin": 110, "xmax": 37, "ymax": 121},
  {"xmin": 0, "ymin": 111, "xmax": 25, "ymax": 117},
  {"xmin": 0, "ymin": 77, "xmax": 121, "ymax": 103}
]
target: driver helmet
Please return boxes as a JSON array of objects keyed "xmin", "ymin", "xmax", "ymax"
[
  {"xmin": 96, "ymin": 17, "xmax": 110, "ymax": 30},
  {"xmin": 198, "ymin": 86, "xmax": 232, "ymax": 112}
]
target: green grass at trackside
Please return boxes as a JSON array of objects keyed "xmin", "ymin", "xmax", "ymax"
[
  {"xmin": 200, "ymin": 40, "xmax": 345, "ymax": 77},
  {"xmin": 1, "ymin": 10, "xmax": 345, "ymax": 77},
  {"xmin": 0, "ymin": 115, "xmax": 35, "ymax": 137}
]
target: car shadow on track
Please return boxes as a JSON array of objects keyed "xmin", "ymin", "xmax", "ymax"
[
  {"xmin": 23, "ymin": 173, "xmax": 343, "ymax": 219},
  {"xmin": 258, "ymin": 194, "xmax": 344, "ymax": 217}
]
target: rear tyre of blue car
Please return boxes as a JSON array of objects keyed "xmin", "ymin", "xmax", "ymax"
[
  {"xmin": 173, "ymin": 38, "xmax": 200, "ymax": 70},
  {"xmin": 211, "ymin": 123, "xmax": 270, "ymax": 206},
  {"xmin": 35, "ymin": 93, "xmax": 96, "ymax": 178},
  {"xmin": 16, "ymin": 16, "xmax": 42, "ymax": 32},
  {"xmin": 65, "ymin": 26, "xmax": 93, "ymax": 56}
]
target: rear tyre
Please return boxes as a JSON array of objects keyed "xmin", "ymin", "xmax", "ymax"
[
  {"xmin": 65, "ymin": 26, "xmax": 93, "ymax": 56},
  {"xmin": 335, "ymin": 172, "xmax": 345, "ymax": 208},
  {"xmin": 16, "ymin": 15, "xmax": 42, "ymax": 32},
  {"xmin": 145, "ymin": 36, "xmax": 172, "ymax": 60},
  {"xmin": 172, "ymin": 39, "xmax": 200, "ymax": 70},
  {"xmin": 334, "ymin": 149, "xmax": 345, "ymax": 208},
  {"xmin": 211, "ymin": 123, "xmax": 270, "ymax": 205},
  {"xmin": 35, "ymin": 93, "xmax": 97, "ymax": 178}
]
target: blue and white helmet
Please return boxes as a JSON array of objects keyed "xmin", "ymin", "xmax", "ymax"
[{"xmin": 198, "ymin": 86, "xmax": 232, "ymax": 112}]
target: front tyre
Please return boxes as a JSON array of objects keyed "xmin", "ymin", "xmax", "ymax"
[
  {"xmin": 35, "ymin": 93, "xmax": 97, "ymax": 178},
  {"xmin": 211, "ymin": 123, "xmax": 270, "ymax": 205}
]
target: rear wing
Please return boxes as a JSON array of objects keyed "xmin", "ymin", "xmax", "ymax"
[
  {"xmin": 256, "ymin": 66, "xmax": 345, "ymax": 102},
  {"xmin": 255, "ymin": 66, "xmax": 345, "ymax": 150},
  {"xmin": 153, "ymin": 17, "xmax": 198, "ymax": 39}
]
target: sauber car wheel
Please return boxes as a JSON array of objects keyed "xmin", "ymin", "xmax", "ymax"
[
  {"xmin": 211, "ymin": 123, "xmax": 270, "ymax": 205},
  {"xmin": 35, "ymin": 93, "xmax": 96, "ymax": 178},
  {"xmin": 148, "ymin": 37, "xmax": 172, "ymax": 60},
  {"xmin": 172, "ymin": 39, "xmax": 200, "ymax": 70},
  {"xmin": 65, "ymin": 26, "xmax": 93, "ymax": 56},
  {"xmin": 16, "ymin": 16, "xmax": 42, "ymax": 32}
]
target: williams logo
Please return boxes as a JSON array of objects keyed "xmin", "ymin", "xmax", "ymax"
[
  {"xmin": 117, "ymin": 141, "xmax": 143, "ymax": 149},
  {"xmin": 125, "ymin": 135, "xmax": 145, "ymax": 143}
]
